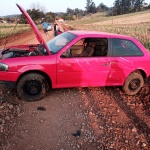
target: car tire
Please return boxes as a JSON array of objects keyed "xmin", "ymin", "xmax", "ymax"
[
  {"xmin": 122, "ymin": 72, "xmax": 144, "ymax": 95},
  {"xmin": 17, "ymin": 73, "xmax": 48, "ymax": 101}
]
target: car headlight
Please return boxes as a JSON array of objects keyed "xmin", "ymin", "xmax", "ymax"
[{"xmin": 0, "ymin": 63, "xmax": 8, "ymax": 71}]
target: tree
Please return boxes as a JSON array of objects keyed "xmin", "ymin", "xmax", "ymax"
[
  {"xmin": 19, "ymin": 8, "xmax": 45, "ymax": 24},
  {"xmin": 45, "ymin": 12, "xmax": 55, "ymax": 22},
  {"xmin": 19, "ymin": 2, "xmax": 47, "ymax": 24},
  {"xmin": 30, "ymin": 3, "xmax": 46, "ymax": 13},
  {"xmin": 85, "ymin": 0, "xmax": 96, "ymax": 13},
  {"xmin": 97, "ymin": 3, "xmax": 109, "ymax": 12},
  {"xmin": 74, "ymin": 8, "xmax": 79, "ymax": 20},
  {"xmin": 113, "ymin": 0, "xmax": 145, "ymax": 15},
  {"xmin": 114, "ymin": 0, "xmax": 121, "ymax": 15},
  {"xmin": 134, "ymin": 0, "xmax": 145, "ymax": 11},
  {"xmin": 66, "ymin": 7, "xmax": 74, "ymax": 20}
]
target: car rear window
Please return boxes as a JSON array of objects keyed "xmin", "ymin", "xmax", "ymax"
[{"xmin": 112, "ymin": 38, "xmax": 143, "ymax": 56}]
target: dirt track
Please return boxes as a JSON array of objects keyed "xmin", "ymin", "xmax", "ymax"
[{"xmin": 0, "ymin": 23, "xmax": 150, "ymax": 150}]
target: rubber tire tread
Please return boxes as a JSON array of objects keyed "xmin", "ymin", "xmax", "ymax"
[{"xmin": 122, "ymin": 72, "xmax": 144, "ymax": 95}]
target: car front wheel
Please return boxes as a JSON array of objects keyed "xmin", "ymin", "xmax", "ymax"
[
  {"xmin": 17, "ymin": 73, "xmax": 48, "ymax": 101},
  {"xmin": 122, "ymin": 72, "xmax": 144, "ymax": 95}
]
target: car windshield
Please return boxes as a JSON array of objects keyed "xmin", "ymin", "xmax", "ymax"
[{"xmin": 46, "ymin": 32, "xmax": 77, "ymax": 54}]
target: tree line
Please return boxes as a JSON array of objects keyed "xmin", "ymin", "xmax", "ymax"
[
  {"xmin": 113, "ymin": 0, "xmax": 147, "ymax": 15},
  {"xmin": 19, "ymin": 0, "xmax": 149, "ymax": 24},
  {"xmin": 84, "ymin": 0, "xmax": 149, "ymax": 16}
]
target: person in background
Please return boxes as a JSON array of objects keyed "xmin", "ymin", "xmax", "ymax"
[
  {"xmin": 57, "ymin": 28, "xmax": 62, "ymax": 35},
  {"xmin": 41, "ymin": 19, "xmax": 50, "ymax": 38},
  {"xmin": 63, "ymin": 28, "xmax": 67, "ymax": 32},
  {"xmin": 54, "ymin": 22, "xmax": 58, "ymax": 36}
]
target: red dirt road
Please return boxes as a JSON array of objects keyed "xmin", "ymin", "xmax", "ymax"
[{"xmin": 0, "ymin": 29, "xmax": 52, "ymax": 49}]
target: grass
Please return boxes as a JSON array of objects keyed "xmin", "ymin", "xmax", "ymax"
[
  {"xmin": 69, "ymin": 10, "xmax": 150, "ymax": 25},
  {"xmin": 0, "ymin": 23, "xmax": 42, "ymax": 39},
  {"xmin": 71, "ymin": 23, "xmax": 150, "ymax": 50},
  {"xmin": 0, "ymin": 24, "xmax": 32, "ymax": 39}
]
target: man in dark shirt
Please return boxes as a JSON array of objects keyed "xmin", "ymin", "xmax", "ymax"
[{"xmin": 54, "ymin": 22, "xmax": 58, "ymax": 36}]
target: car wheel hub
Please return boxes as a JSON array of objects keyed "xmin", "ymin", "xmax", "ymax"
[
  {"xmin": 129, "ymin": 79, "xmax": 140, "ymax": 91},
  {"xmin": 24, "ymin": 80, "xmax": 42, "ymax": 95}
]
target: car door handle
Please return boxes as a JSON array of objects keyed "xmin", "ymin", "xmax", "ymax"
[{"xmin": 102, "ymin": 62, "xmax": 110, "ymax": 66}]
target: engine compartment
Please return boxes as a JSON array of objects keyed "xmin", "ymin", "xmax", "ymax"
[{"xmin": 0, "ymin": 44, "xmax": 48, "ymax": 59}]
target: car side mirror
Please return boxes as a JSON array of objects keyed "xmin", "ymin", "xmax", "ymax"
[
  {"xmin": 60, "ymin": 48, "xmax": 71, "ymax": 58},
  {"xmin": 38, "ymin": 44, "xmax": 48, "ymax": 55},
  {"xmin": 60, "ymin": 52, "xmax": 68, "ymax": 58}
]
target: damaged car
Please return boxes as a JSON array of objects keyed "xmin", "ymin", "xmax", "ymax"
[{"xmin": 0, "ymin": 4, "xmax": 150, "ymax": 101}]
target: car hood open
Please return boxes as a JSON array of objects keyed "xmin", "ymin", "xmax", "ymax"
[{"xmin": 16, "ymin": 4, "xmax": 51, "ymax": 55}]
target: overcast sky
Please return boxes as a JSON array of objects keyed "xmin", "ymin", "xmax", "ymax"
[{"xmin": 1, "ymin": 0, "xmax": 150, "ymax": 16}]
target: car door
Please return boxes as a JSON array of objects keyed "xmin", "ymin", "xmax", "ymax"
[
  {"xmin": 107, "ymin": 38, "xmax": 144, "ymax": 85},
  {"xmin": 56, "ymin": 38, "xmax": 112, "ymax": 88}
]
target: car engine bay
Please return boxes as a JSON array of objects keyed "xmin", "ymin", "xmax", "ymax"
[{"xmin": 0, "ymin": 44, "xmax": 48, "ymax": 59}]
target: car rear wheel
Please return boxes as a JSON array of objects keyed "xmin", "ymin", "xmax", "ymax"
[
  {"xmin": 122, "ymin": 72, "xmax": 144, "ymax": 95},
  {"xmin": 17, "ymin": 73, "xmax": 49, "ymax": 101}
]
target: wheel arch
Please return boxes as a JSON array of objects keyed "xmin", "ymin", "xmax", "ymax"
[
  {"xmin": 131, "ymin": 69, "xmax": 147, "ymax": 80},
  {"xmin": 17, "ymin": 70, "xmax": 52, "ymax": 88}
]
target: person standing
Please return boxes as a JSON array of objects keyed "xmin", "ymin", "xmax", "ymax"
[
  {"xmin": 54, "ymin": 22, "xmax": 58, "ymax": 36},
  {"xmin": 57, "ymin": 28, "xmax": 62, "ymax": 35},
  {"xmin": 41, "ymin": 20, "xmax": 50, "ymax": 38}
]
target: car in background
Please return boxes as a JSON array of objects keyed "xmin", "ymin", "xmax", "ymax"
[
  {"xmin": 0, "ymin": 4, "xmax": 150, "ymax": 101},
  {"xmin": 46, "ymin": 23, "xmax": 52, "ymax": 31}
]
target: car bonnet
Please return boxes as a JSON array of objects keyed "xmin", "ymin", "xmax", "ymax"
[{"xmin": 16, "ymin": 4, "xmax": 51, "ymax": 55}]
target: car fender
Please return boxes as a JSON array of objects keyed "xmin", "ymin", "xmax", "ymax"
[
  {"xmin": 126, "ymin": 68, "xmax": 147, "ymax": 81},
  {"xmin": 18, "ymin": 65, "xmax": 45, "ymax": 73},
  {"xmin": 17, "ymin": 64, "xmax": 55, "ymax": 88}
]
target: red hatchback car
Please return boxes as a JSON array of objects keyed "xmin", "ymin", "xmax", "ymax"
[{"xmin": 0, "ymin": 4, "xmax": 150, "ymax": 101}]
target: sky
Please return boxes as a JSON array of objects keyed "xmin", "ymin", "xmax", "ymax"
[{"xmin": 0, "ymin": 0, "xmax": 150, "ymax": 16}]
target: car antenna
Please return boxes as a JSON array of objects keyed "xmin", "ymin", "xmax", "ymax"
[
  {"xmin": 4, "ymin": 20, "xmax": 19, "ymax": 49},
  {"xmin": 118, "ymin": 27, "xmax": 124, "ymax": 34}
]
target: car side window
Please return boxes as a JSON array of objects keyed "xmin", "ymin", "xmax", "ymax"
[
  {"xmin": 112, "ymin": 38, "xmax": 143, "ymax": 56},
  {"xmin": 61, "ymin": 38, "xmax": 108, "ymax": 58}
]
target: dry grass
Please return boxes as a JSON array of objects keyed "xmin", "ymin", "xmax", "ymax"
[
  {"xmin": 69, "ymin": 10, "xmax": 150, "ymax": 25},
  {"xmin": 68, "ymin": 10, "xmax": 150, "ymax": 50},
  {"xmin": 0, "ymin": 24, "xmax": 32, "ymax": 39},
  {"xmin": 0, "ymin": 24, "xmax": 43, "ymax": 46}
]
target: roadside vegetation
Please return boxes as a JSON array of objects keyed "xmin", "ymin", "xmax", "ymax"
[
  {"xmin": 68, "ymin": 10, "xmax": 150, "ymax": 50},
  {"xmin": 0, "ymin": 24, "xmax": 31, "ymax": 39},
  {"xmin": 69, "ymin": 10, "xmax": 150, "ymax": 25},
  {"xmin": 0, "ymin": 24, "xmax": 42, "ymax": 46}
]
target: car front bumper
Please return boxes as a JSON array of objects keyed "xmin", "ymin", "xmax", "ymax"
[
  {"xmin": 0, "ymin": 71, "xmax": 20, "ymax": 89},
  {"xmin": 0, "ymin": 81, "xmax": 16, "ymax": 89}
]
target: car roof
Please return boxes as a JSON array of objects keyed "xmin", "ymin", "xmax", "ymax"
[{"xmin": 68, "ymin": 30, "xmax": 133, "ymax": 39}]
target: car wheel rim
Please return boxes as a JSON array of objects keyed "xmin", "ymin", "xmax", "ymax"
[
  {"xmin": 129, "ymin": 79, "xmax": 140, "ymax": 91},
  {"xmin": 24, "ymin": 80, "xmax": 42, "ymax": 95}
]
